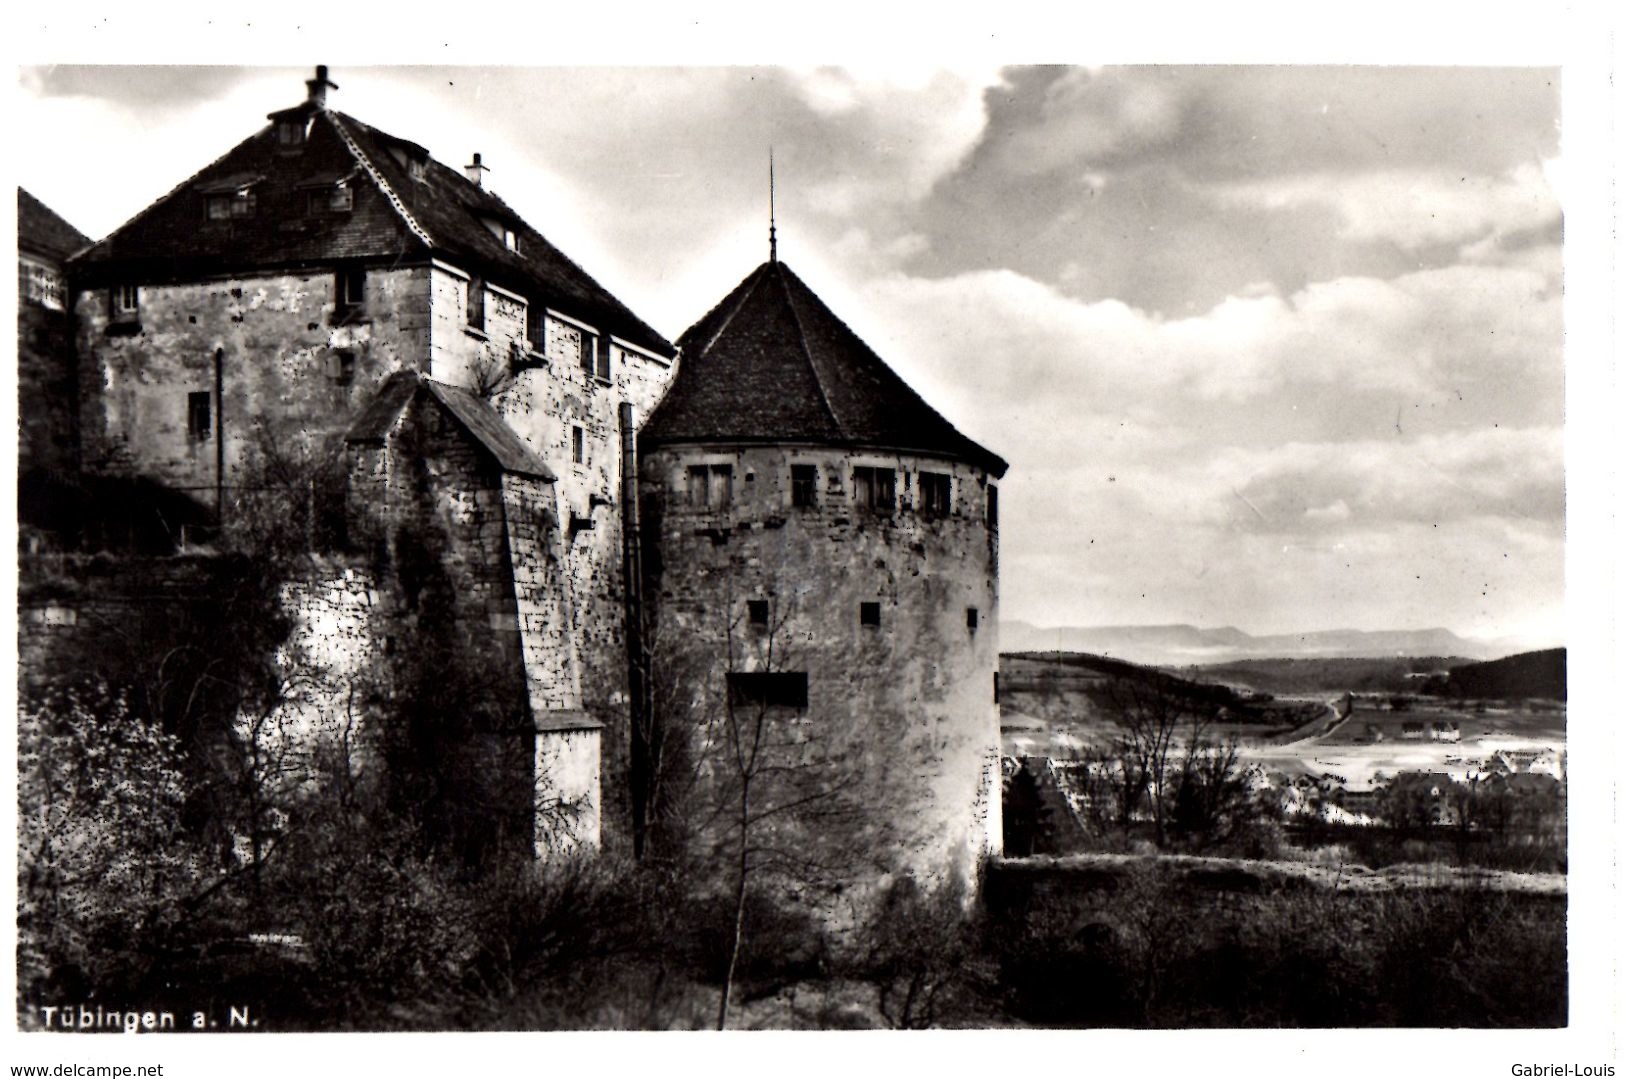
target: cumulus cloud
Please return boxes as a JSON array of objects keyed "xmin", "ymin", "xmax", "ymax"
[
  {"xmin": 18, "ymin": 64, "xmax": 1565, "ymax": 639},
  {"xmin": 846, "ymin": 254, "xmax": 1561, "ymax": 438},
  {"xmin": 1211, "ymin": 162, "xmax": 1562, "ymax": 249},
  {"xmin": 1206, "ymin": 428, "xmax": 1566, "ymax": 533}
]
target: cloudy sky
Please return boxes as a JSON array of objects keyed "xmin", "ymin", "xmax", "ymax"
[{"xmin": 14, "ymin": 63, "xmax": 1567, "ymax": 645}]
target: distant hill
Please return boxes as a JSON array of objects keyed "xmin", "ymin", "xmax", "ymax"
[
  {"xmin": 998, "ymin": 651, "xmax": 1325, "ymax": 757},
  {"xmin": 999, "ymin": 621, "xmax": 1537, "ymax": 667},
  {"xmin": 1426, "ymin": 648, "xmax": 1567, "ymax": 701},
  {"xmin": 1188, "ymin": 656, "xmax": 1473, "ymax": 697}
]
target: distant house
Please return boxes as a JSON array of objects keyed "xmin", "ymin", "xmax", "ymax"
[
  {"xmin": 1400, "ymin": 721, "xmax": 1426, "ymax": 741},
  {"xmin": 1430, "ymin": 720, "xmax": 1461, "ymax": 743},
  {"xmin": 1364, "ymin": 722, "xmax": 1385, "ymax": 743}
]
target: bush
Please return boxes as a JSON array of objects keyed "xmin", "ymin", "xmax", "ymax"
[
  {"xmin": 16, "ymin": 684, "xmax": 212, "ymax": 1010},
  {"xmin": 850, "ymin": 874, "xmax": 979, "ymax": 1028}
]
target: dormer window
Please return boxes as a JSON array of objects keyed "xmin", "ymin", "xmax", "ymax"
[
  {"xmin": 482, "ymin": 217, "xmax": 521, "ymax": 253},
  {"xmin": 306, "ymin": 183, "xmax": 353, "ymax": 214},
  {"xmin": 276, "ymin": 118, "xmax": 309, "ymax": 147},
  {"xmin": 205, "ymin": 190, "xmax": 256, "ymax": 220},
  {"xmin": 198, "ymin": 173, "xmax": 263, "ymax": 220},
  {"xmin": 386, "ymin": 143, "xmax": 429, "ymax": 182}
]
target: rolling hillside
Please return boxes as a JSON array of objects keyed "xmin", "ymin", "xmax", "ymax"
[
  {"xmin": 1426, "ymin": 648, "xmax": 1567, "ymax": 701},
  {"xmin": 1187, "ymin": 656, "xmax": 1472, "ymax": 696},
  {"xmin": 1000, "ymin": 621, "xmax": 1539, "ymax": 666},
  {"xmin": 999, "ymin": 651, "xmax": 1324, "ymax": 756}
]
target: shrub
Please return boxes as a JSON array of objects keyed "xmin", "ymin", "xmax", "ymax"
[
  {"xmin": 851, "ymin": 874, "xmax": 978, "ymax": 1028},
  {"xmin": 16, "ymin": 684, "xmax": 211, "ymax": 1011}
]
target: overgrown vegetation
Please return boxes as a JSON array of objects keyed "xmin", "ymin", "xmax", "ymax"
[{"xmin": 983, "ymin": 856, "xmax": 1566, "ymax": 1027}]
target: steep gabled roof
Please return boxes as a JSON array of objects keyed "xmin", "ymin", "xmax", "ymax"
[
  {"xmin": 70, "ymin": 86, "xmax": 672, "ymax": 358},
  {"xmin": 18, "ymin": 188, "xmax": 91, "ymax": 261},
  {"xmin": 335, "ymin": 115, "xmax": 672, "ymax": 357},
  {"xmin": 641, "ymin": 261, "xmax": 1007, "ymax": 476},
  {"xmin": 345, "ymin": 371, "xmax": 556, "ymax": 481}
]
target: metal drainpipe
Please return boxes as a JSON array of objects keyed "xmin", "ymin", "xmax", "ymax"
[
  {"xmin": 214, "ymin": 347, "xmax": 225, "ymax": 525},
  {"xmin": 620, "ymin": 400, "xmax": 650, "ymax": 859}
]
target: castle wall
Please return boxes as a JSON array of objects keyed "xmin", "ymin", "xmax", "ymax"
[
  {"xmin": 18, "ymin": 250, "xmax": 79, "ymax": 480},
  {"xmin": 418, "ymin": 263, "xmax": 674, "ymax": 848},
  {"xmin": 535, "ymin": 726, "xmax": 602, "ymax": 853},
  {"xmin": 345, "ymin": 391, "xmax": 600, "ymax": 850},
  {"xmin": 640, "ymin": 442, "xmax": 1004, "ymax": 884},
  {"xmin": 74, "ymin": 264, "xmax": 432, "ymax": 493}
]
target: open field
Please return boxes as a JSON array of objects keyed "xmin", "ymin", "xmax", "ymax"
[
  {"xmin": 1001, "ymin": 651, "xmax": 1566, "ymax": 789},
  {"xmin": 1243, "ymin": 697, "xmax": 1566, "ymax": 791}
]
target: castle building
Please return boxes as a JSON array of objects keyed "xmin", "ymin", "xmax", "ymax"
[
  {"xmin": 17, "ymin": 189, "xmax": 91, "ymax": 530},
  {"xmin": 53, "ymin": 67, "xmax": 677, "ymax": 853},
  {"xmin": 26, "ymin": 67, "xmax": 1008, "ymax": 880},
  {"xmin": 638, "ymin": 256, "xmax": 1008, "ymax": 882}
]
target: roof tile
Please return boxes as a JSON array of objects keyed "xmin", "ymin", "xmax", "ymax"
[{"xmin": 643, "ymin": 261, "xmax": 1006, "ymax": 476}]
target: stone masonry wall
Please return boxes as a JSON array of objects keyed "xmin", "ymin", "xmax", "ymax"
[
  {"xmin": 74, "ymin": 264, "xmax": 431, "ymax": 496},
  {"xmin": 347, "ymin": 389, "xmax": 600, "ymax": 849},
  {"xmin": 423, "ymin": 260, "xmax": 673, "ymax": 847},
  {"xmin": 18, "ymin": 251, "xmax": 79, "ymax": 480},
  {"xmin": 501, "ymin": 472, "xmax": 582, "ymax": 715},
  {"xmin": 641, "ymin": 443, "xmax": 1004, "ymax": 886}
]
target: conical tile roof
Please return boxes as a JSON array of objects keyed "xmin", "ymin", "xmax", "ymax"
[{"xmin": 641, "ymin": 261, "xmax": 1005, "ymax": 476}]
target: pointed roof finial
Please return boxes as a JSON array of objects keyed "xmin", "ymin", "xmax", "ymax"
[{"xmin": 769, "ymin": 148, "xmax": 778, "ymax": 263}]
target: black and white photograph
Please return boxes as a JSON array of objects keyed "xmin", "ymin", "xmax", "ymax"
[{"xmin": 6, "ymin": 6, "xmax": 1620, "ymax": 1075}]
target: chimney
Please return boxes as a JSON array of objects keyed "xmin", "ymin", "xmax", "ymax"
[
  {"xmin": 465, "ymin": 153, "xmax": 490, "ymax": 187},
  {"xmin": 305, "ymin": 65, "xmax": 338, "ymax": 107}
]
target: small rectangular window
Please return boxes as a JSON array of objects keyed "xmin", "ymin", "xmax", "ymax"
[
  {"xmin": 466, "ymin": 277, "xmax": 486, "ymax": 331},
  {"xmin": 187, "ymin": 391, "xmax": 212, "ymax": 442},
  {"xmin": 727, "ymin": 671, "xmax": 809, "ymax": 710},
  {"xmin": 327, "ymin": 349, "xmax": 356, "ymax": 386},
  {"xmin": 860, "ymin": 601, "xmax": 881, "ymax": 627},
  {"xmin": 707, "ymin": 464, "xmax": 733, "ymax": 509},
  {"xmin": 687, "ymin": 463, "xmax": 733, "ymax": 509},
  {"xmin": 337, "ymin": 268, "xmax": 365, "ymax": 311},
  {"xmin": 966, "ymin": 607, "xmax": 979, "ymax": 632},
  {"xmin": 987, "ymin": 485, "xmax": 999, "ymax": 530},
  {"xmin": 791, "ymin": 464, "xmax": 817, "ymax": 508},
  {"xmin": 526, "ymin": 305, "xmax": 546, "ymax": 352},
  {"xmin": 571, "ymin": 425, "xmax": 585, "ymax": 465},
  {"xmin": 748, "ymin": 600, "xmax": 770, "ymax": 626},
  {"xmin": 112, "ymin": 284, "xmax": 140, "ymax": 320},
  {"xmin": 853, "ymin": 466, "xmax": 896, "ymax": 512},
  {"xmin": 920, "ymin": 472, "xmax": 952, "ymax": 517},
  {"xmin": 579, "ymin": 331, "xmax": 610, "ymax": 381}
]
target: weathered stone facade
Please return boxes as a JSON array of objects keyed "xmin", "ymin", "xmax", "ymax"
[
  {"xmin": 74, "ymin": 265, "xmax": 431, "ymax": 494},
  {"xmin": 25, "ymin": 72, "xmax": 1008, "ymax": 889},
  {"xmin": 639, "ymin": 443, "xmax": 1004, "ymax": 884}
]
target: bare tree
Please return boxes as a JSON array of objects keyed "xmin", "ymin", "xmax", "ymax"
[
  {"xmin": 1096, "ymin": 675, "xmax": 1261, "ymax": 851},
  {"xmin": 647, "ymin": 581, "xmax": 880, "ymax": 1030}
]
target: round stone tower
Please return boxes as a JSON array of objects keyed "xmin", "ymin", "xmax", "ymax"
[{"xmin": 636, "ymin": 259, "xmax": 1007, "ymax": 893}]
